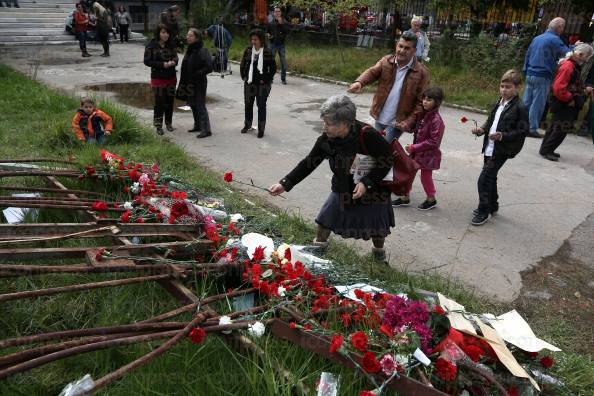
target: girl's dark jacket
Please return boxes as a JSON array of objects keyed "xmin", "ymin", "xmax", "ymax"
[
  {"xmin": 176, "ymin": 42, "xmax": 212, "ymax": 103},
  {"xmin": 480, "ymin": 95, "xmax": 529, "ymax": 159},
  {"xmin": 143, "ymin": 39, "xmax": 178, "ymax": 80},
  {"xmin": 239, "ymin": 47, "xmax": 276, "ymax": 85},
  {"xmin": 279, "ymin": 121, "xmax": 394, "ymax": 205}
]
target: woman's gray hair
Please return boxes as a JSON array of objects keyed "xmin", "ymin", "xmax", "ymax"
[
  {"xmin": 560, "ymin": 43, "xmax": 593, "ymax": 64},
  {"xmin": 320, "ymin": 95, "xmax": 356, "ymax": 125}
]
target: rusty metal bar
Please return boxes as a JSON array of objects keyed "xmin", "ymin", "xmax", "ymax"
[
  {"xmin": 0, "ymin": 223, "xmax": 201, "ymax": 238},
  {"xmin": 0, "ymin": 274, "xmax": 174, "ymax": 303},
  {"xmin": 0, "ymin": 263, "xmax": 227, "ymax": 276},
  {"xmin": 0, "ymin": 202, "xmax": 125, "ymax": 212},
  {"xmin": 0, "ymin": 240, "xmax": 210, "ymax": 261},
  {"xmin": 0, "ymin": 159, "xmax": 76, "ymax": 164},
  {"xmin": 0, "ymin": 186, "xmax": 105, "ymax": 197},
  {"xmin": 271, "ymin": 319, "xmax": 448, "ymax": 396}
]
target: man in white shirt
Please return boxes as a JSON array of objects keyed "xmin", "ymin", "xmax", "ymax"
[{"xmin": 348, "ymin": 31, "xmax": 429, "ymax": 142}]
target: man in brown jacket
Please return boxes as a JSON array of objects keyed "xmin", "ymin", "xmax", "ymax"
[{"xmin": 348, "ymin": 31, "xmax": 430, "ymax": 142}]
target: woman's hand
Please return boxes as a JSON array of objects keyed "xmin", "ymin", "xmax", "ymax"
[
  {"xmin": 268, "ymin": 183, "xmax": 285, "ymax": 196},
  {"xmin": 352, "ymin": 182, "xmax": 367, "ymax": 199}
]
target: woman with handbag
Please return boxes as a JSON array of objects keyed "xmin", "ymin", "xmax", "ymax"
[
  {"xmin": 268, "ymin": 95, "xmax": 395, "ymax": 262},
  {"xmin": 176, "ymin": 28, "xmax": 213, "ymax": 138}
]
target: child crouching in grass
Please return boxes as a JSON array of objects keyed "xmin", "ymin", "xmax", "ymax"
[
  {"xmin": 72, "ymin": 97, "xmax": 113, "ymax": 144},
  {"xmin": 392, "ymin": 87, "xmax": 445, "ymax": 211}
]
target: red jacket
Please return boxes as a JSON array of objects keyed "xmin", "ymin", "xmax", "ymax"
[
  {"xmin": 552, "ymin": 58, "xmax": 583, "ymax": 103},
  {"xmin": 409, "ymin": 109, "xmax": 445, "ymax": 170}
]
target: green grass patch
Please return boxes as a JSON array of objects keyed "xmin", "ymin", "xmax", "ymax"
[{"xmin": 0, "ymin": 64, "xmax": 591, "ymax": 395}]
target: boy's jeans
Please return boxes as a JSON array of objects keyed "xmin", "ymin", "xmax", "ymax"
[
  {"xmin": 523, "ymin": 75, "xmax": 552, "ymax": 132},
  {"xmin": 374, "ymin": 121, "xmax": 402, "ymax": 142},
  {"xmin": 84, "ymin": 132, "xmax": 105, "ymax": 144}
]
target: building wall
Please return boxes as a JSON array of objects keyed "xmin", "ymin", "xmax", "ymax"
[{"xmin": 114, "ymin": 1, "xmax": 183, "ymax": 32}]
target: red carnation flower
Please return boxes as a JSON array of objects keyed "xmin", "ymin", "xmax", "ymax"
[
  {"xmin": 290, "ymin": 322, "xmax": 297, "ymax": 329},
  {"xmin": 120, "ymin": 210, "xmax": 131, "ymax": 223},
  {"xmin": 284, "ymin": 247, "xmax": 291, "ymax": 261},
  {"xmin": 508, "ymin": 387, "xmax": 519, "ymax": 396},
  {"xmin": 188, "ymin": 327, "xmax": 206, "ymax": 344},
  {"xmin": 433, "ymin": 305, "xmax": 446, "ymax": 315},
  {"xmin": 91, "ymin": 201, "xmax": 108, "ymax": 211},
  {"xmin": 540, "ymin": 356, "xmax": 554, "ymax": 369},
  {"xmin": 95, "ymin": 248, "xmax": 105, "ymax": 262},
  {"xmin": 361, "ymin": 352, "xmax": 381, "ymax": 373},
  {"xmin": 463, "ymin": 345, "xmax": 484, "ymax": 362},
  {"xmin": 223, "ymin": 172, "xmax": 233, "ymax": 183},
  {"xmin": 354, "ymin": 289, "xmax": 365, "ymax": 299},
  {"xmin": 379, "ymin": 324, "xmax": 393, "ymax": 338},
  {"xmin": 252, "ymin": 246, "xmax": 265, "ymax": 262},
  {"xmin": 359, "ymin": 391, "xmax": 377, "ymax": 396},
  {"xmin": 341, "ymin": 313, "xmax": 351, "ymax": 328},
  {"xmin": 351, "ymin": 331, "xmax": 368, "ymax": 353},
  {"xmin": 329, "ymin": 334, "xmax": 343, "ymax": 354},
  {"xmin": 460, "ymin": 116, "xmax": 469, "ymax": 123},
  {"xmin": 435, "ymin": 358, "xmax": 457, "ymax": 381}
]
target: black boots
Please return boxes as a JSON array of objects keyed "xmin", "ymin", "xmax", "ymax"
[
  {"xmin": 257, "ymin": 121, "xmax": 265, "ymax": 138},
  {"xmin": 240, "ymin": 123, "xmax": 250, "ymax": 134}
]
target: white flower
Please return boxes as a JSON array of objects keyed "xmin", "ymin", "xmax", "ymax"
[
  {"xmin": 148, "ymin": 197, "xmax": 158, "ymax": 206},
  {"xmin": 138, "ymin": 173, "xmax": 150, "ymax": 186},
  {"xmin": 277, "ymin": 286, "xmax": 287, "ymax": 297},
  {"xmin": 230, "ymin": 213, "xmax": 244, "ymax": 223},
  {"xmin": 281, "ymin": 259, "xmax": 289, "ymax": 265},
  {"xmin": 131, "ymin": 182, "xmax": 141, "ymax": 194},
  {"xmin": 123, "ymin": 202, "xmax": 133, "ymax": 210},
  {"xmin": 219, "ymin": 315, "xmax": 233, "ymax": 334},
  {"xmin": 247, "ymin": 321, "xmax": 266, "ymax": 338}
]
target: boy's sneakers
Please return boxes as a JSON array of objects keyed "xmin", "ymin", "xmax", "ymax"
[
  {"xmin": 391, "ymin": 197, "xmax": 410, "ymax": 207},
  {"xmin": 417, "ymin": 199, "xmax": 437, "ymax": 211},
  {"xmin": 471, "ymin": 211, "xmax": 490, "ymax": 226}
]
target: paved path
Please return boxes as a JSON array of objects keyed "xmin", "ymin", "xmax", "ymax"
[{"xmin": 4, "ymin": 43, "xmax": 594, "ymax": 301}]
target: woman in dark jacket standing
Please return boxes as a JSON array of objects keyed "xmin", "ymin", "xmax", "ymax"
[
  {"xmin": 239, "ymin": 29, "xmax": 276, "ymax": 138},
  {"xmin": 176, "ymin": 28, "xmax": 213, "ymax": 138},
  {"xmin": 144, "ymin": 24, "xmax": 179, "ymax": 135},
  {"xmin": 269, "ymin": 95, "xmax": 395, "ymax": 262}
]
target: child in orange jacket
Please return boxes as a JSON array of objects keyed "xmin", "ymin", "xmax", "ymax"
[{"xmin": 72, "ymin": 97, "xmax": 113, "ymax": 144}]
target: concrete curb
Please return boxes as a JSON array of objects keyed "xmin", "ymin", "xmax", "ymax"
[{"xmin": 229, "ymin": 60, "xmax": 489, "ymax": 116}]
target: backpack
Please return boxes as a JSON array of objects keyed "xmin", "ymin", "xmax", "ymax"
[{"xmin": 358, "ymin": 125, "xmax": 420, "ymax": 196}]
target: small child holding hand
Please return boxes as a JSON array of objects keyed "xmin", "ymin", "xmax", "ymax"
[
  {"xmin": 72, "ymin": 97, "xmax": 113, "ymax": 144},
  {"xmin": 392, "ymin": 87, "xmax": 445, "ymax": 211}
]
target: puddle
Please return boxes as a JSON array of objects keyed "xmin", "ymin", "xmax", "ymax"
[{"xmin": 83, "ymin": 82, "xmax": 219, "ymax": 111}]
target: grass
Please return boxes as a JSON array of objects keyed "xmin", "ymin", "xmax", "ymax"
[
  {"xmin": 223, "ymin": 34, "xmax": 498, "ymax": 110},
  {"xmin": 0, "ymin": 64, "xmax": 592, "ymax": 395}
]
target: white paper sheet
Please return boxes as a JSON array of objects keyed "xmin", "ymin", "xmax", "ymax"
[
  {"xmin": 241, "ymin": 232, "xmax": 275, "ymax": 261},
  {"xmin": 177, "ymin": 105, "xmax": 191, "ymax": 111},
  {"xmin": 437, "ymin": 292, "xmax": 477, "ymax": 335},
  {"xmin": 334, "ymin": 283, "xmax": 385, "ymax": 303},
  {"xmin": 2, "ymin": 193, "xmax": 40, "ymax": 224},
  {"xmin": 486, "ymin": 310, "xmax": 561, "ymax": 353}
]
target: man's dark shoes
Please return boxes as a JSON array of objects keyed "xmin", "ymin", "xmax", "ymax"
[
  {"xmin": 240, "ymin": 125, "xmax": 250, "ymax": 134},
  {"xmin": 155, "ymin": 127, "xmax": 164, "ymax": 136},
  {"xmin": 188, "ymin": 127, "xmax": 200, "ymax": 132},
  {"xmin": 527, "ymin": 130, "xmax": 543, "ymax": 138},
  {"xmin": 473, "ymin": 206, "xmax": 498, "ymax": 216},
  {"xmin": 551, "ymin": 152, "xmax": 560, "ymax": 158},
  {"xmin": 165, "ymin": 125, "xmax": 175, "ymax": 132},
  {"xmin": 471, "ymin": 211, "xmax": 490, "ymax": 226},
  {"xmin": 281, "ymin": 80, "xmax": 287, "ymax": 85},
  {"xmin": 196, "ymin": 131, "xmax": 212, "ymax": 138},
  {"xmin": 392, "ymin": 197, "xmax": 410, "ymax": 207},
  {"xmin": 417, "ymin": 199, "xmax": 437, "ymax": 211},
  {"xmin": 541, "ymin": 153, "xmax": 559, "ymax": 162}
]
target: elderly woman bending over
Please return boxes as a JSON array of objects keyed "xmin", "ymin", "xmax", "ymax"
[{"xmin": 269, "ymin": 95, "xmax": 395, "ymax": 261}]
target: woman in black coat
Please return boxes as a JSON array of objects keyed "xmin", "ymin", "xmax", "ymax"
[
  {"xmin": 143, "ymin": 23, "xmax": 178, "ymax": 135},
  {"xmin": 176, "ymin": 28, "xmax": 213, "ymax": 138},
  {"xmin": 239, "ymin": 29, "xmax": 276, "ymax": 138}
]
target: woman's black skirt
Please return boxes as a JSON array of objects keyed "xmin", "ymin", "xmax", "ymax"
[{"xmin": 315, "ymin": 192, "xmax": 395, "ymax": 240}]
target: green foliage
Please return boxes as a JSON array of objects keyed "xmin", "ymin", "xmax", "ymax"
[{"xmin": 190, "ymin": 0, "xmax": 227, "ymax": 28}]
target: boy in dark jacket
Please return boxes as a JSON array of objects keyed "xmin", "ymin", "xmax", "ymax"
[
  {"xmin": 72, "ymin": 97, "xmax": 113, "ymax": 144},
  {"xmin": 470, "ymin": 69, "xmax": 529, "ymax": 226}
]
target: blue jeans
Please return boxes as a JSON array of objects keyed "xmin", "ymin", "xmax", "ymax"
[
  {"xmin": 374, "ymin": 121, "xmax": 402, "ymax": 142},
  {"xmin": 523, "ymin": 75, "xmax": 552, "ymax": 132},
  {"xmin": 84, "ymin": 132, "xmax": 105, "ymax": 144},
  {"xmin": 271, "ymin": 44, "xmax": 287, "ymax": 82},
  {"xmin": 75, "ymin": 31, "xmax": 87, "ymax": 51}
]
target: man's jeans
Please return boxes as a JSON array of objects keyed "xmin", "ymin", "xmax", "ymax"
[
  {"xmin": 523, "ymin": 75, "xmax": 552, "ymax": 132},
  {"xmin": 374, "ymin": 121, "xmax": 402, "ymax": 142},
  {"xmin": 271, "ymin": 44, "xmax": 287, "ymax": 82}
]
